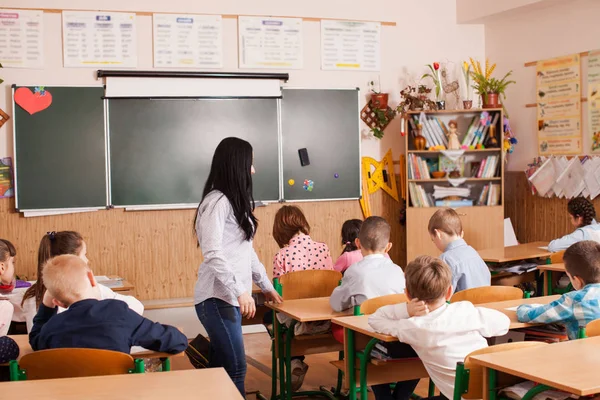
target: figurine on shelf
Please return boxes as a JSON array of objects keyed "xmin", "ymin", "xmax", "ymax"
[{"xmin": 447, "ymin": 120, "xmax": 461, "ymax": 150}]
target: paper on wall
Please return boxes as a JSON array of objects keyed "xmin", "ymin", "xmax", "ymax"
[
  {"xmin": 555, "ymin": 157, "xmax": 585, "ymax": 199},
  {"xmin": 584, "ymin": 157, "xmax": 600, "ymax": 199},
  {"xmin": 527, "ymin": 158, "xmax": 555, "ymax": 197},
  {"xmin": 551, "ymin": 156, "xmax": 569, "ymax": 197},
  {"xmin": 0, "ymin": 9, "xmax": 44, "ymax": 68},
  {"xmin": 321, "ymin": 20, "xmax": 380, "ymax": 71}
]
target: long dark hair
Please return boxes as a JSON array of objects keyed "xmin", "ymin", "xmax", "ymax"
[
  {"xmin": 22, "ymin": 231, "xmax": 83, "ymax": 307},
  {"xmin": 341, "ymin": 219, "xmax": 362, "ymax": 254},
  {"xmin": 194, "ymin": 137, "xmax": 257, "ymax": 242}
]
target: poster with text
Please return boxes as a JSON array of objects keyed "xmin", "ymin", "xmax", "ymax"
[
  {"xmin": 238, "ymin": 16, "xmax": 302, "ymax": 69},
  {"xmin": 153, "ymin": 14, "xmax": 222, "ymax": 68},
  {"xmin": 537, "ymin": 54, "xmax": 582, "ymax": 155},
  {"xmin": 62, "ymin": 11, "xmax": 137, "ymax": 68},
  {"xmin": 588, "ymin": 50, "xmax": 600, "ymax": 152},
  {"xmin": 321, "ymin": 20, "xmax": 380, "ymax": 71},
  {"xmin": 0, "ymin": 9, "xmax": 43, "ymax": 69}
]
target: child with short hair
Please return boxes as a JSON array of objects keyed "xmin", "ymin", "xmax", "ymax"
[
  {"xmin": 29, "ymin": 254, "xmax": 187, "ymax": 354},
  {"xmin": 333, "ymin": 219, "xmax": 389, "ymax": 274},
  {"xmin": 369, "ymin": 256, "xmax": 510, "ymax": 400},
  {"xmin": 428, "ymin": 208, "xmax": 490, "ymax": 293},
  {"xmin": 22, "ymin": 231, "xmax": 144, "ymax": 331},
  {"xmin": 517, "ymin": 240, "xmax": 600, "ymax": 339},
  {"xmin": 330, "ymin": 216, "xmax": 410, "ymax": 400},
  {"xmin": 548, "ymin": 197, "xmax": 600, "ymax": 252}
]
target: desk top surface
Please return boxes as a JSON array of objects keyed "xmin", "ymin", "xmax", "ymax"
[
  {"xmin": 537, "ymin": 263, "xmax": 566, "ymax": 272},
  {"xmin": 266, "ymin": 297, "xmax": 352, "ymax": 322},
  {"xmin": 0, "ymin": 368, "xmax": 243, "ymax": 399},
  {"xmin": 332, "ymin": 295, "xmax": 561, "ymax": 340},
  {"xmin": 470, "ymin": 336, "xmax": 600, "ymax": 396},
  {"xmin": 478, "ymin": 242, "xmax": 551, "ymax": 263}
]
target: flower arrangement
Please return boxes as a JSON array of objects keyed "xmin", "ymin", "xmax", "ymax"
[
  {"xmin": 461, "ymin": 61, "xmax": 472, "ymax": 100},
  {"xmin": 422, "ymin": 62, "xmax": 442, "ymax": 101},
  {"xmin": 469, "ymin": 58, "xmax": 515, "ymax": 108}
]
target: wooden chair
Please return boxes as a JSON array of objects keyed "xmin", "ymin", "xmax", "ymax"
[
  {"xmin": 359, "ymin": 293, "xmax": 408, "ymax": 315},
  {"xmin": 584, "ymin": 319, "xmax": 600, "ymax": 337},
  {"xmin": 450, "ymin": 286, "xmax": 523, "ymax": 305},
  {"xmin": 10, "ymin": 348, "xmax": 141, "ymax": 381},
  {"xmin": 278, "ymin": 269, "xmax": 342, "ymax": 300},
  {"xmin": 453, "ymin": 341, "xmax": 547, "ymax": 400},
  {"xmin": 549, "ymin": 250, "xmax": 565, "ymax": 264}
]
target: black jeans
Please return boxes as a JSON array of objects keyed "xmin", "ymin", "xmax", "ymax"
[
  {"xmin": 195, "ymin": 298, "xmax": 246, "ymax": 396},
  {"xmin": 371, "ymin": 342, "xmax": 420, "ymax": 400}
]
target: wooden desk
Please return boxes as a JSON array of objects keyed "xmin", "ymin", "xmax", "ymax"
[
  {"xmin": 7, "ymin": 334, "xmax": 184, "ymax": 362},
  {"xmin": 537, "ymin": 263, "xmax": 567, "ymax": 295},
  {"xmin": 332, "ymin": 315, "xmax": 396, "ymax": 342},
  {"xmin": 477, "ymin": 295, "xmax": 560, "ymax": 329},
  {"xmin": 471, "ymin": 336, "xmax": 600, "ymax": 399},
  {"xmin": 0, "ymin": 368, "xmax": 243, "ymax": 400},
  {"xmin": 479, "ymin": 242, "xmax": 550, "ymax": 263},
  {"xmin": 98, "ymin": 276, "xmax": 135, "ymax": 293},
  {"xmin": 266, "ymin": 297, "xmax": 352, "ymax": 322}
]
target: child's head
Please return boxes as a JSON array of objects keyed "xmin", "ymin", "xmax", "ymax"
[
  {"xmin": 23, "ymin": 231, "xmax": 87, "ymax": 307},
  {"xmin": 428, "ymin": 208, "xmax": 463, "ymax": 252},
  {"xmin": 563, "ymin": 241, "xmax": 600, "ymax": 290},
  {"xmin": 272, "ymin": 205, "xmax": 310, "ymax": 248},
  {"xmin": 357, "ymin": 216, "xmax": 391, "ymax": 255},
  {"xmin": 404, "ymin": 255, "xmax": 453, "ymax": 304},
  {"xmin": 341, "ymin": 219, "xmax": 362, "ymax": 254},
  {"xmin": 42, "ymin": 254, "xmax": 97, "ymax": 308},
  {"xmin": 567, "ymin": 197, "xmax": 596, "ymax": 228},
  {"xmin": 0, "ymin": 239, "xmax": 16, "ymax": 285}
]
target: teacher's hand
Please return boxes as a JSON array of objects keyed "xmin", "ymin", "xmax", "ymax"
[
  {"xmin": 264, "ymin": 290, "xmax": 283, "ymax": 304},
  {"xmin": 238, "ymin": 292, "xmax": 256, "ymax": 319}
]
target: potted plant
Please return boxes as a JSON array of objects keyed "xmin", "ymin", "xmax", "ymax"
[
  {"xmin": 422, "ymin": 62, "xmax": 444, "ymax": 109},
  {"xmin": 469, "ymin": 58, "xmax": 516, "ymax": 108},
  {"xmin": 461, "ymin": 61, "xmax": 472, "ymax": 109},
  {"xmin": 397, "ymin": 85, "xmax": 438, "ymax": 113},
  {"xmin": 370, "ymin": 106, "xmax": 397, "ymax": 139},
  {"xmin": 369, "ymin": 79, "xmax": 388, "ymax": 110}
]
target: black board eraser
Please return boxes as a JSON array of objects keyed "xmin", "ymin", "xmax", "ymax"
[{"xmin": 298, "ymin": 148, "xmax": 310, "ymax": 167}]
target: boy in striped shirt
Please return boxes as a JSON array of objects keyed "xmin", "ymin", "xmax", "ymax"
[{"xmin": 517, "ymin": 240, "xmax": 600, "ymax": 339}]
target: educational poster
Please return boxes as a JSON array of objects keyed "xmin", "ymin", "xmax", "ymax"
[
  {"xmin": 62, "ymin": 11, "xmax": 137, "ymax": 68},
  {"xmin": 321, "ymin": 20, "xmax": 380, "ymax": 71},
  {"xmin": 0, "ymin": 157, "xmax": 13, "ymax": 198},
  {"xmin": 588, "ymin": 50, "xmax": 600, "ymax": 152},
  {"xmin": 0, "ymin": 9, "xmax": 44, "ymax": 68},
  {"xmin": 238, "ymin": 16, "xmax": 303, "ymax": 69},
  {"xmin": 536, "ymin": 54, "xmax": 582, "ymax": 155},
  {"xmin": 153, "ymin": 14, "xmax": 222, "ymax": 68}
]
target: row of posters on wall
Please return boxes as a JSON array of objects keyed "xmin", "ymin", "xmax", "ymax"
[
  {"xmin": 0, "ymin": 9, "xmax": 381, "ymax": 71},
  {"xmin": 536, "ymin": 51, "xmax": 600, "ymax": 155}
]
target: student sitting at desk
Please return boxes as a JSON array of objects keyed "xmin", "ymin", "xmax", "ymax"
[
  {"xmin": 333, "ymin": 219, "xmax": 390, "ymax": 274},
  {"xmin": 29, "ymin": 255, "xmax": 187, "ymax": 354},
  {"xmin": 428, "ymin": 208, "xmax": 490, "ymax": 293},
  {"xmin": 517, "ymin": 241, "xmax": 600, "ymax": 340},
  {"xmin": 22, "ymin": 231, "xmax": 144, "ymax": 331},
  {"xmin": 330, "ymin": 216, "xmax": 411, "ymax": 400},
  {"xmin": 548, "ymin": 197, "xmax": 600, "ymax": 252},
  {"xmin": 0, "ymin": 239, "xmax": 20, "ymax": 363},
  {"xmin": 369, "ymin": 256, "xmax": 510, "ymax": 400}
]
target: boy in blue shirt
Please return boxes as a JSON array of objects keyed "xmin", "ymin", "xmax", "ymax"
[
  {"xmin": 517, "ymin": 241, "xmax": 600, "ymax": 339},
  {"xmin": 428, "ymin": 208, "xmax": 490, "ymax": 293},
  {"xmin": 30, "ymin": 255, "xmax": 187, "ymax": 354}
]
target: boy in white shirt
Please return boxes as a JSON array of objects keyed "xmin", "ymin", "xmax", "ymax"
[{"xmin": 369, "ymin": 255, "xmax": 510, "ymax": 400}]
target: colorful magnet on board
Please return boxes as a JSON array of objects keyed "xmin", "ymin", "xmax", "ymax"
[
  {"xmin": 334, "ymin": 173, "xmax": 339, "ymax": 179},
  {"xmin": 288, "ymin": 179, "xmax": 295, "ymax": 186},
  {"xmin": 303, "ymin": 179, "xmax": 314, "ymax": 192}
]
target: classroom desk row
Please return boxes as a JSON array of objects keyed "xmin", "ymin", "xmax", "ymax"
[
  {"xmin": 0, "ymin": 368, "xmax": 244, "ymax": 400},
  {"xmin": 267, "ymin": 295, "xmax": 561, "ymax": 400}
]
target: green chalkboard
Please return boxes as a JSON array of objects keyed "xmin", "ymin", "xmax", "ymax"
[
  {"xmin": 108, "ymin": 98, "xmax": 280, "ymax": 206},
  {"xmin": 13, "ymin": 86, "xmax": 107, "ymax": 210}
]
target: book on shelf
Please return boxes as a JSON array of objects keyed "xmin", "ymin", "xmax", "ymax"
[
  {"xmin": 407, "ymin": 154, "xmax": 431, "ymax": 179},
  {"xmin": 435, "ymin": 199, "xmax": 474, "ymax": 207},
  {"xmin": 409, "ymin": 182, "xmax": 433, "ymax": 207},
  {"xmin": 461, "ymin": 116, "xmax": 480, "ymax": 146},
  {"xmin": 478, "ymin": 183, "xmax": 501, "ymax": 206},
  {"xmin": 475, "ymin": 155, "xmax": 500, "ymax": 178}
]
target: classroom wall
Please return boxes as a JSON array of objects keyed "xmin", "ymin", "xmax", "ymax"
[
  {"xmin": 485, "ymin": 0, "xmax": 599, "ymax": 171},
  {"xmin": 456, "ymin": 0, "xmax": 562, "ymax": 23},
  {"xmin": 0, "ymin": 0, "xmax": 484, "ymax": 300}
]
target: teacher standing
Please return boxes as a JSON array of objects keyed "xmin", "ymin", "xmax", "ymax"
[{"xmin": 194, "ymin": 137, "xmax": 282, "ymax": 395}]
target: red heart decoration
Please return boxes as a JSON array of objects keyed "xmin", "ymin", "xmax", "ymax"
[{"xmin": 15, "ymin": 87, "xmax": 53, "ymax": 115}]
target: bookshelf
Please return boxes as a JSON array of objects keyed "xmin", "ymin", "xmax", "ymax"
[{"xmin": 404, "ymin": 108, "xmax": 505, "ymax": 261}]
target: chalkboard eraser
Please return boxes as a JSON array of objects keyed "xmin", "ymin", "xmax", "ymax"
[{"xmin": 298, "ymin": 148, "xmax": 310, "ymax": 167}]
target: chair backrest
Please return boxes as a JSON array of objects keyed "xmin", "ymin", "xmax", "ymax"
[
  {"xmin": 450, "ymin": 286, "xmax": 523, "ymax": 305},
  {"xmin": 360, "ymin": 293, "xmax": 408, "ymax": 315},
  {"xmin": 278, "ymin": 270, "xmax": 342, "ymax": 300},
  {"xmin": 18, "ymin": 348, "xmax": 135, "ymax": 380},
  {"xmin": 585, "ymin": 318, "xmax": 600, "ymax": 337},
  {"xmin": 549, "ymin": 250, "xmax": 565, "ymax": 264},
  {"xmin": 461, "ymin": 341, "xmax": 547, "ymax": 399}
]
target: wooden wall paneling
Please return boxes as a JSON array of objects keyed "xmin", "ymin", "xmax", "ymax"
[{"xmin": 504, "ymin": 171, "xmax": 599, "ymax": 244}]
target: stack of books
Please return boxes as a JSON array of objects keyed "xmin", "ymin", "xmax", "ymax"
[
  {"xmin": 407, "ymin": 154, "xmax": 431, "ymax": 179},
  {"xmin": 475, "ymin": 155, "xmax": 500, "ymax": 178},
  {"xmin": 410, "ymin": 115, "xmax": 449, "ymax": 149},
  {"xmin": 408, "ymin": 182, "xmax": 434, "ymax": 207},
  {"xmin": 478, "ymin": 183, "xmax": 501, "ymax": 206},
  {"xmin": 461, "ymin": 112, "xmax": 500, "ymax": 148}
]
